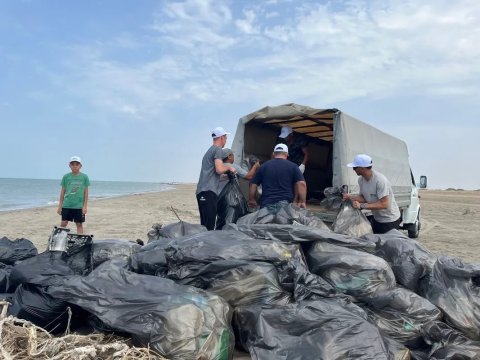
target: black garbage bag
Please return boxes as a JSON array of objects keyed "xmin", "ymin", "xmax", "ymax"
[
  {"xmin": 147, "ymin": 221, "xmax": 207, "ymax": 242},
  {"xmin": 0, "ymin": 263, "xmax": 12, "ymax": 293},
  {"xmin": 320, "ymin": 186, "xmax": 344, "ymax": 210},
  {"xmin": 0, "ymin": 237, "xmax": 38, "ymax": 264},
  {"xmin": 8, "ymin": 284, "xmax": 75, "ymax": 334},
  {"xmin": 363, "ymin": 230, "xmax": 436, "ymax": 293},
  {"xmin": 216, "ymin": 174, "xmax": 248, "ymax": 230},
  {"xmin": 361, "ymin": 287, "xmax": 442, "ymax": 347},
  {"xmin": 224, "ymin": 223, "xmax": 377, "ymax": 254},
  {"xmin": 234, "ymin": 298, "xmax": 397, "ymax": 360},
  {"xmin": 166, "ymin": 230, "xmax": 303, "ymax": 291},
  {"xmin": 130, "ymin": 240, "xmax": 170, "ymax": 276},
  {"xmin": 418, "ymin": 256, "xmax": 480, "ymax": 340},
  {"xmin": 8, "ymin": 251, "xmax": 76, "ymax": 292},
  {"xmin": 92, "ymin": 239, "xmax": 141, "ymax": 268},
  {"xmin": 174, "ymin": 260, "xmax": 292, "ymax": 307},
  {"xmin": 274, "ymin": 204, "xmax": 330, "ymax": 230},
  {"xmin": 236, "ymin": 207, "xmax": 275, "ymax": 225},
  {"xmin": 307, "ymin": 241, "xmax": 396, "ymax": 300},
  {"xmin": 333, "ymin": 200, "xmax": 373, "ymax": 237},
  {"xmin": 411, "ymin": 321, "xmax": 480, "ymax": 360},
  {"xmin": 46, "ymin": 263, "xmax": 234, "ymax": 360}
]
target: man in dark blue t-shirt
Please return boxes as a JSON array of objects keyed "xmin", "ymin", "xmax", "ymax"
[{"xmin": 249, "ymin": 144, "xmax": 307, "ymax": 214}]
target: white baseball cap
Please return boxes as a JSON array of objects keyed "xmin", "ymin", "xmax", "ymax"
[
  {"xmin": 273, "ymin": 143, "xmax": 289, "ymax": 154},
  {"xmin": 69, "ymin": 156, "xmax": 82, "ymax": 164},
  {"xmin": 211, "ymin": 127, "xmax": 230, "ymax": 138},
  {"xmin": 279, "ymin": 126, "xmax": 293, "ymax": 139},
  {"xmin": 347, "ymin": 154, "xmax": 372, "ymax": 168}
]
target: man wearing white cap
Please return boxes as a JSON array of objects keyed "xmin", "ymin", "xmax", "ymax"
[
  {"xmin": 196, "ymin": 127, "xmax": 237, "ymax": 230},
  {"xmin": 249, "ymin": 143, "xmax": 307, "ymax": 214},
  {"xmin": 343, "ymin": 154, "xmax": 401, "ymax": 234},
  {"xmin": 277, "ymin": 126, "xmax": 309, "ymax": 173}
]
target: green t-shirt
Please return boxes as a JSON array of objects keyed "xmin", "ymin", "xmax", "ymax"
[{"xmin": 60, "ymin": 172, "xmax": 90, "ymax": 209}]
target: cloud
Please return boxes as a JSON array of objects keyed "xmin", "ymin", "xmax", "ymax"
[{"xmin": 56, "ymin": 0, "xmax": 480, "ymax": 122}]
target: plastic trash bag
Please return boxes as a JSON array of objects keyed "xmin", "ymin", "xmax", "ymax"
[
  {"xmin": 92, "ymin": 239, "xmax": 141, "ymax": 268},
  {"xmin": 307, "ymin": 241, "xmax": 396, "ymax": 300},
  {"xmin": 333, "ymin": 200, "xmax": 373, "ymax": 237},
  {"xmin": 320, "ymin": 186, "xmax": 344, "ymax": 210},
  {"xmin": 234, "ymin": 298, "xmax": 396, "ymax": 360},
  {"xmin": 274, "ymin": 204, "xmax": 330, "ymax": 230},
  {"xmin": 174, "ymin": 260, "xmax": 292, "ymax": 307},
  {"xmin": 130, "ymin": 240, "xmax": 170, "ymax": 275},
  {"xmin": 0, "ymin": 263, "xmax": 12, "ymax": 293},
  {"xmin": 414, "ymin": 321, "xmax": 480, "ymax": 360},
  {"xmin": 418, "ymin": 255, "xmax": 480, "ymax": 340},
  {"xmin": 46, "ymin": 262, "xmax": 234, "ymax": 360},
  {"xmin": 0, "ymin": 237, "xmax": 38, "ymax": 265},
  {"xmin": 147, "ymin": 221, "xmax": 207, "ymax": 242},
  {"xmin": 8, "ymin": 251, "xmax": 76, "ymax": 292},
  {"xmin": 8, "ymin": 283, "xmax": 81, "ymax": 334},
  {"xmin": 235, "ymin": 207, "xmax": 275, "ymax": 225},
  {"xmin": 165, "ymin": 230, "xmax": 303, "ymax": 291},
  {"xmin": 361, "ymin": 287, "xmax": 442, "ymax": 347},
  {"xmin": 216, "ymin": 174, "xmax": 248, "ymax": 230},
  {"xmin": 364, "ymin": 230, "xmax": 436, "ymax": 293}
]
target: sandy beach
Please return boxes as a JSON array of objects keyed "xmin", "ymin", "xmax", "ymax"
[
  {"xmin": 0, "ymin": 184, "xmax": 479, "ymax": 359},
  {"xmin": 0, "ymin": 184, "xmax": 479, "ymax": 264}
]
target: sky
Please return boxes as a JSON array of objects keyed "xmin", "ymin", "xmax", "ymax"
[{"xmin": 1, "ymin": 0, "xmax": 479, "ymax": 190}]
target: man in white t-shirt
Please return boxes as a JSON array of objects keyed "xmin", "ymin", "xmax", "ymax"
[{"xmin": 342, "ymin": 154, "xmax": 402, "ymax": 234}]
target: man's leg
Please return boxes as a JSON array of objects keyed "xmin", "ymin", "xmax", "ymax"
[
  {"xmin": 196, "ymin": 191, "xmax": 217, "ymax": 230},
  {"xmin": 75, "ymin": 223, "xmax": 84, "ymax": 234},
  {"xmin": 372, "ymin": 217, "xmax": 402, "ymax": 234}
]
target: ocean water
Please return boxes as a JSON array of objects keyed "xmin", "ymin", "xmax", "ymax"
[{"xmin": 0, "ymin": 178, "xmax": 174, "ymax": 212}]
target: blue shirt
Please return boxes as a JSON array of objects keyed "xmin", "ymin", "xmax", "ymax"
[{"xmin": 251, "ymin": 158, "xmax": 304, "ymax": 207}]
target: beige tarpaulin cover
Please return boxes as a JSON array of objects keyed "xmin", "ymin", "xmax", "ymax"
[{"xmin": 231, "ymin": 103, "xmax": 412, "ymax": 205}]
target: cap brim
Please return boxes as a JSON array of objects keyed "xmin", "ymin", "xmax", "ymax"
[{"xmin": 346, "ymin": 163, "xmax": 355, "ymax": 167}]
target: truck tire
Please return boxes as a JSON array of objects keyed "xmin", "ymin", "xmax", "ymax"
[{"xmin": 408, "ymin": 215, "xmax": 420, "ymax": 239}]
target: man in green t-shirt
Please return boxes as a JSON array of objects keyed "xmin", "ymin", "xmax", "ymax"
[{"xmin": 57, "ymin": 156, "xmax": 90, "ymax": 234}]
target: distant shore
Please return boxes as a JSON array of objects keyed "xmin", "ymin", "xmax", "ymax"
[{"xmin": 0, "ymin": 185, "xmax": 479, "ymax": 264}]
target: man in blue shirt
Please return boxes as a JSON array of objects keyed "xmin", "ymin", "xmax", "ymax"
[{"xmin": 249, "ymin": 144, "xmax": 307, "ymax": 214}]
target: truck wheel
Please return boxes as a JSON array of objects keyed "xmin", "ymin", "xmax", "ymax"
[{"xmin": 408, "ymin": 216, "xmax": 420, "ymax": 239}]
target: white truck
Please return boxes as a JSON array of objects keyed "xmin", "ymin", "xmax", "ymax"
[{"xmin": 230, "ymin": 103, "xmax": 421, "ymax": 238}]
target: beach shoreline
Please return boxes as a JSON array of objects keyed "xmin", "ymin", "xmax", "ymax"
[{"xmin": 0, "ymin": 185, "xmax": 479, "ymax": 264}]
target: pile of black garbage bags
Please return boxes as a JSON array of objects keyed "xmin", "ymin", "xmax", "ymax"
[{"xmin": 1, "ymin": 204, "xmax": 480, "ymax": 360}]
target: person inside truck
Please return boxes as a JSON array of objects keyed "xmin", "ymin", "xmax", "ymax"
[
  {"xmin": 276, "ymin": 126, "xmax": 309, "ymax": 174},
  {"xmin": 217, "ymin": 148, "xmax": 260, "ymax": 193},
  {"xmin": 342, "ymin": 154, "xmax": 402, "ymax": 234},
  {"xmin": 249, "ymin": 144, "xmax": 307, "ymax": 214}
]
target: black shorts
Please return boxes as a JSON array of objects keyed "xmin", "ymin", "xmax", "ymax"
[
  {"xmin": 61, "ymin": 208, "xmax": 85, "ymax": 223},
  {"xmin": 369, "ymin": 216, "xmax": 402, "ymax": 234}
]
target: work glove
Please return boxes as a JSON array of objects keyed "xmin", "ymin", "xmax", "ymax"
[{"xmin": 298, "ymin": 164, "xmax": 305, "ymax": 173}]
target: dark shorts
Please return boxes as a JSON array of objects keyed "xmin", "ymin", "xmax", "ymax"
[
  {"xmin": 61, "ymin": 208, "xmax": 85, "ymax": 223},
  {"xmin": 369, "ymin": 216, "xmax": 402, "ymax": 234}
]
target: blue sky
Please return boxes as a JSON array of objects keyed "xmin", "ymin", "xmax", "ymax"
[{"xmin": 1, "ymin": 0, "xmax": 479, "ymax": 189}]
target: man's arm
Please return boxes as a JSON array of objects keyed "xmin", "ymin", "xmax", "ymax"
[
  {"xmin": 57, "ymin": 187, "xmax": 65, "ymax": 215},
  {"xmin": 352, "ymin": 195, "xmax": 389, "ymax": 210},
  {"xmin": 294, "ymin": 180, "xmax": 307, "ymax": 208},
  {"xmin": 215, "ymin": 158, "xmax": 236, "ymax": 175},
  {"xmin": 248, "ymin": 183, "xmax": 258, "ymax": 208},
  {"xmin": 243, "ymin": 161, "xmax": 260, "ymax": 180},
  {"xmin": 82, "ymin": 187, "xmax": 89, "ymax": 214}
]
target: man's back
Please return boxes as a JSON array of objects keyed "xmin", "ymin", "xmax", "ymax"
[{"xmin": 252, "ymin": 158, "xmax": 304, "ymax": 207}]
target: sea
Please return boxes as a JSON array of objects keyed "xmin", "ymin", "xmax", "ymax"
[{"xmin": 0, "ymin": 178, "xmax": 175, "ymax": 212}]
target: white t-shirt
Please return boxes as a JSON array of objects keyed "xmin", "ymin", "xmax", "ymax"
[{"xmin": 358, "ymin": 170, "xmax": 401, "ymax": 223}]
